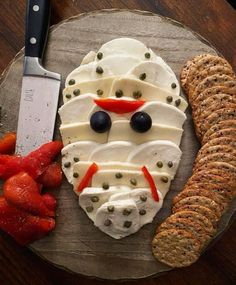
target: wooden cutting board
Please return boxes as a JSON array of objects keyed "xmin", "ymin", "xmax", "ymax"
[{"xmin": 0, "ymin": 9, "xmax": 235, "ymax": 280}]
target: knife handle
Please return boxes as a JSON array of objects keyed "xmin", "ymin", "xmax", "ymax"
[{"xmin": 25, "ymin": 0, "xmax": 51, "ymax": 59}]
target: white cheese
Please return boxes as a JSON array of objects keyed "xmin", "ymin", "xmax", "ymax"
[
  {"xmin": 59, "ymin": 94, "xmax": 98, "ymax": 124},
  {"xmin": 79, "ymin": 186, "xmax": 131, "ymax": 221},
  {"xmin": 128, "ymin": 61, "xmax": 180, "ymax": 96},
  {"xmin": 109, "ymin": 188, "xmax": 163, "ymax": 226},
  {"xmin": 60, "ymin": 122, "xmax": 108, "ymax": 145},
  {"xmin": 94, "ymin": 199, "xmax": 140, "ymax": 239},
  {"xmin": 108, "ymin": 120, "xmax": 183, "ymax": 146},
  {"xmin": 61, "ymin": 141, "xmax": 99, "ymax": 183},
  {"xmin": 91, "ymin": 169, "xmax": 171, "ymax": 197},
  {"xmin": 89, "ymin": 141, "xmax": 136, "ymax": 162},
  {"xmin": 127, "ymin": 140, "xmax": 182, "ymax": 177},
  {"xmin": 109, "ymin": 77, "xmax": 188, "ymax": 111},
  {"xmin": 81, "ymin": 51, "xmax": 96, "ymax": 65}
]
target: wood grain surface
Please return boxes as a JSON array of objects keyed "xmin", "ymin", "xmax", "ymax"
[{"xmin": 0, "ymin": 1, "xmax": 236, "ymax": 285}]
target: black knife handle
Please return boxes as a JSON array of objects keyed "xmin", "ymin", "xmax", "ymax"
[{"xmin": 25, "ymin": 0, "xmax": 51, "ymax": 58}]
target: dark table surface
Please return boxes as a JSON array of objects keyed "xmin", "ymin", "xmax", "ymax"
[{"xmin": 0, "ymin": 1, "xmax": 236, "ymax": 285}]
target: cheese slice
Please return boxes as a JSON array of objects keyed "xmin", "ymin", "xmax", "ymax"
[
  {"xmin": 89, "ymin": 141, "xmax": 135, "ymax": 162},
  {"xmin": 127, "ymin": 141, "xmax": 182, "ymax": 177},
  {"xmin": 59, "ymin": 94, "xmax": 97, "ymax": 124},
  {"xmin": 128, "ymin": 61, "xmax": 180, "ymax": 96},
  {"xmin": 108, "ymin": 120, "xmax": 183, "ymax": 146},
  {"xmin": 61, "ymin": 141, "xmax": 99, "ymax": 183},
  {"xmin": 60, "ymin": 122, "xmax": 108, "ymax": 145},
  {"xmin": 79, "ymin": 186, "xmax": 131, "ymax": 221},
  {"xmin": 109, "ymin": 77, "xmax": 188, "ymax": 111},
  {"xmin": 94, "ymin": 199, "xmax": 140, "ymax": 239},
  {"xmin": 109, "ymin": 188, "xmax": 163, "ymax": 226},
  {"xmin": 91, "ymin": 169, "xmax": 171, "ymax": 197}
]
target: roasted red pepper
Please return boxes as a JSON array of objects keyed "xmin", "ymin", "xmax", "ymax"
[
  {"xmin": 77, "ymin": 163, "xmax": 99, "ymax": 193},
  {"xmin": 94, "ymin": 99, "xmax": 145, "ymax": 114},
  {"xmin": 0, "ymin": 132, "xmax": 16, "ymax": 154},
  {"xmin": 141, "ymin": 166, "xmax": 159, "ymax": 202},
  {"xmin": 37, "ymin": 162, "xmax": 62, "ymax": 188}
]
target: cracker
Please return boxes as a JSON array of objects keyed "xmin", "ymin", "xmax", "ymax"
[
  {"xmin": 195, "ymin": 161, "xmax": 236, "ymax": 179},
  {"xmin": 199, "ymin": 136, "xmax": 236, "ymax": 152},
  {"xmin": 157, "ymin": 217, "xmax": 211, "ymax": 247},
  {"xmin": 152, "ymin": 229, "xmax": 201, "ymax": 267},
  {"xmin": 206, "ymin": 128, "xmax": 236, "ymax": 142}
]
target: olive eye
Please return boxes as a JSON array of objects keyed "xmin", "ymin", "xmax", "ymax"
[
  {"xmin": 90, "ymin": 111, "xmax": 111, "ymax": 133},
  {"xmin": 130, "ymin": 112, "xmax": 152, "ymax": 133}
]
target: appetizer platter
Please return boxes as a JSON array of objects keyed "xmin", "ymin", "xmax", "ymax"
[{"xmin": 0, "ymin": 9, "xmax": 235, "ymax": 280}]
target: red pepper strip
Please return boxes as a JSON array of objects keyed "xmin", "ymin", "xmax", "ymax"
[
  {"xmin": 0, "ymin": 132, "xmax": 16, "ymax": 154},
  {"xmin": 94, "ymin": 99, "xmax": 145, "ymax": 114},
  {"xmin": 77, "ymin": 163, "xmax": 99, "ymax": 193},
  {"xmin": 141, "ymin": 166, "xmax": 159, "ymax": 202}
]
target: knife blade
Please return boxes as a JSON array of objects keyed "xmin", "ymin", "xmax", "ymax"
[{"xmin": 16, "ymin": 0, "xmax": 61, "ymax": 155}]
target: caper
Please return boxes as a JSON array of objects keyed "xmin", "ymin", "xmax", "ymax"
[
  {"xmin": 102, "ymin": 182, "xmax": 109, "ymax": 190},
  {"xmin": 96, "ymin": 66, "xmax": 103, "ymax": 74},
  {"xmin": 145, "ymin": 52, "xmax": 151, "ymax": 59},
  {"xmin": 167, "ymin": 96, "xmax": 173, "ymax": 103},
  {"xmin": 140, "ymin": 195, "xmax": 147, "ymax": 202},
  {"xmin": 123, "ymin": 208, "xmax": 132, "ymax": 216},
  {"xmin": 91, "ymin": 196, "xmax": 99, "ymax": 202},
  {"xmin": 104, "ymin": 219, "xmax": 112, "ymax": 226},
  {"xmin": 168, "ymin": 161, "xmax": 173, "ymax": 168},
  {"xmin": 73, "ymin": 89, "xmax": 80, "ymax": 96},
  {"xmin": 133, "ymin": 91, "xmax": 142, "ymax": 99},
  {"xmin": 115, "ymin": 172, "xmax": 123, "ymax": 179},
  {"xmin": 97, "ymin": 89, "xmax": 103, "ymax": 96},
  {"xmin": 171, "ymin": 82, "xmax": 177, "ymax": 89},
  {"xmin": 130, "ymin": 178, "xmax": 137, "ymax": 186},
  {"xmin": 68, "ymin": 79, "xmax": 75, "ymax": 85},
  {"xmin": 156, "ymin": 161, "xmax": 163, "ymax": 168},
  {"xmin": 73, "ymin": 157, "xmax": 79, "ymax": 162},
  {"xmin": 115, "ymin": 89, "xmax": 123, "ymax": 98},
  {"xmin": 64, "ymin": 162, "xmax": 71, "ymax": 168},
  {"xmin": 139, "ymin": 73, "xmax": 146, "ymax": 80},
  {"xmin": 175, "ymin": 99, "xmax": 181, "ymax": 107},
  {"xmin": 161, "ymin": 176, "xmax": 169, "ymax": 183},
  {"xmin": 73, "ymin": 172, "xmax": 79, "ymax": 178},
  {"xmin": 123, "ymin": 221, "xmax": 132, "ymax": 228},
  {"xmin": 65, "ymin": 94, "xmax": 71, "ymax": 99},
  {"xmin": 97, "ymin": 52, "xmax": 103, "ymax": 60},
  {"xmin": 107, "ymin": 205, "xmax": 114, "ymax": 212},
  {"xmin": 86, "ymin": 206, "xmax": 93, "ymax": 213},
  {"xmin": 139, "ymin": 209, "xmax": 146, "ymax": 215}
]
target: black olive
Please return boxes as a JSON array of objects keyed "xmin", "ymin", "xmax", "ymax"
[
  {"xmin": 130, "ymin": 112, "xmax": 152, "ymax": 133},
  {"xmin": 90, "ymin": 111, "xmax": 111, "ymax": 133}
]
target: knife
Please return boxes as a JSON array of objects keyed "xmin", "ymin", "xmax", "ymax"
[{"xmin": 16, "ymin": 0, "xmax": 61, "ymax": 155}]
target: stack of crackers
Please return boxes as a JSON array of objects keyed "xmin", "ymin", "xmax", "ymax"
[{"xmin": 152, "ymin": 54, "xmax": 236, "ymax": 268}]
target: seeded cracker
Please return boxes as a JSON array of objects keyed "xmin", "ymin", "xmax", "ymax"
[{"xmin": 152, "ymin": 229, "xmax": 200, "ymax": 268}]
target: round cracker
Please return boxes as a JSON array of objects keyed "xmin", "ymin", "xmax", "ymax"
[
  {"xmin": 152, "ymin": 229, "xmax": 201, "ymax": 267},
  {"xmin": 207, "ymin": 128, "xmax": 236, "ymax": 142}
]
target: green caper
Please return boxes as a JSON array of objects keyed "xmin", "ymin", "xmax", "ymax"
[
  {"xmin": 73, "ymin": 89, "xmax": 80, "ymax": 96},
  {"xmin": 140, "ymin": 195, "xmax": 147, "ymax": 202},
  {"xmin": 139, "ymin": 209, "xmax": 146, "ymax": 215},
  {"xmin": 107, "ymin": 205, "xmax": 114, "ymax": 212},
  {"xmin": 104, "ymin": 219, "xmax": 112, "ymax": 226},
  {"xmin": 166, "ymin": 96, "xmax": 173, "ymax": 103},
  {"xmin": 145, "ymin": 52, "xmax": 151, "ymax": 59},
  {"xmin": 168, "ymin": 161, "xmax": 173, "ymax": 168},
  {"xmin": 133, "ymin": 91, "xmax": 142, "ymax": 99},
  {"xmin": 171, "ymin": 82, "xmax": 177, "ymax": 89},
  {"xmin": 96, "ymin": 66, "xmax": 103, "ymax": 74},
  {"xmin": 73, "ymin": 172, "xmax": 79, "ymax": 178},
  {"xmin": 102, "ymin": 182, "xmax": 109, "ymax": 190},
  {"xmin": 97, "ymin": 52, "xmax": 103, "ymax": 60},
  {"xmin": 65, "ymin": 94, "xmax": 71, "ymax": 99},
  {"xmin": 123, "ymin": 221, "xmax": 132, "ymax": 228},
  {"xmin": 91, "ymin": 196, "xmax": 99, "ymax": 202},
  {"xmin": 68, "ymin": 79, "xmax": 75, "ymax": 85},
  {"xmin": 175, "ymin": 99, "xmax": 181, "ymax": 107},
  {"xmin": 64, "ymin": 162, "xmax": 71, "ymax": 168},
  {"xmin": 161, "ymin": 176, "xmax": 169, "ymax": 183},
  {"xmin": 73, "ymin": 157, "xmax": 79, "ymax": 162},
  {"xmin": 123, "ymin": 208, "xmax": 132, "ymax": 216},
  {"xmin": 97, "ymin": 89, "xmax": 103, "ymax": 96},
  {"xmin": 130, "ymin": 178, "xmax": 137, "ymax": 186},
  {"xmin": 139, "ymin": 73, "xmax": 146, "ymax": 80},
  {"xmin": 115, "ymin": 172, "xmax": 123, "ymax": 179},
  {"xmin": 86, "ymin": 206, "xmax": 93, "ymax": 213},
  {"xmin": 156, "ymin": 161, "xmax": 163, "ymax": 168},
  {"xmin": 115, "ymin": 89, "xmax": 123, "ymax": 98}
]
